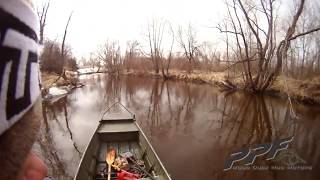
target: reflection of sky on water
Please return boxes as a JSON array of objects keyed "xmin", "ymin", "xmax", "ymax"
[{"xmin": 34, "ymin": 74, "xmax": 320, "ymax": 180}]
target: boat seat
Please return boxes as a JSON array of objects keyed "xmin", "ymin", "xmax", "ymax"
[{"xmin": 97, "ymin": 122, "xmax": 139, "ymax": 133}]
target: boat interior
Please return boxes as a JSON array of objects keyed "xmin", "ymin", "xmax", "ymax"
[{"xmin": 75, "ymin": 119, "xmax": 165, "ymax": 180}]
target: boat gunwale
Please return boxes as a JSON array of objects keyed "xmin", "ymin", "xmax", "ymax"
[
  {"xmin": 134, "ymin": 121, "xmax": 172, "ymax": 180},
  {"xmin": 74, "ymin": 116, "xmax": 171, "ymax": 180},
  {"xmin": 74, "ymin": 123, "xmax": 100, "ymax": 180}
]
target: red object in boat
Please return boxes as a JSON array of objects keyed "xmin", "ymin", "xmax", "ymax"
[{"xmin": 117, "ymin": 170, "xmax": 140, "ymax": 180}]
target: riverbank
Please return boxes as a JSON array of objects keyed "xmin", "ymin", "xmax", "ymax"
[
  {"xmin": 123, "ymin": 70, "xmax": 320, "ymax": 105},
  {"xmin": 41, "ymin": 72, "xmax": 66, "ymax": 89},
  {"xmin": 40, "ymin": 72, "xmax": 84, "ymax": 102},
  {"xmin": 272, "ymin": 76, "xmax": 320, "ymax": 105},
  {"xmin": 41, "ymin": 70, "xmax": 320, "ymax": 105},
  {"xmin": 41, "ymin": 71, "xmax": 79, "ymax": 89}
]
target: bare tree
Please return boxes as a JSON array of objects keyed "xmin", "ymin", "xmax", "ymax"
[
  {"xmin": 77, "ymin": 52, "xmax": 101, "ymax": 73},
  {"xmin": 315, "ymin": 35, "xmax": 320, "ymax": 73},
  {"xmin": 37, "ymin": 0, "xmax": 50, "ymax": 45},
  {"xmin": 198, "ymin": 41, "xmax": 217, "ymax": 71},
  {"xmin": 224, "ymin": 22, "xmax": 230, "ymax": 78},
  {"xmin": 41, "ymin": 41, "xmax": 77, "ymax": 75},
  {"xmin": 40, "ymin": 40, "xmax": 63, "ymax": 72},
  {"xmin": 266, "ymin": 0, "xmax": 320, "ymax": 88},
  {"xmin": 61, "ymin": 12, "xmax": 73, "ymax": 60},
  {"xmin": 124, "ymin": 40, "xmax": 139, "ymax": 72},
  {"xmin": 161, "ymin": 22, "xmax": 175, "ymax": 78},
  {"xmin": 60, "ymin": 12, "xmax": 73, "ymax": 79},
  {"xmin": 177, "ymin": 24, "xmax": 199, "ymax": 73},
  {"xmin": 146, "ymin": 18, "xmax": 166, "ymax": 74},
  {"xmin": 97, "ymin": 41, "xmax": 122, "ymax": 75},
  {"xmin": 218, "ymin": 0, "xmax": 320, "ymax": 91},
  {"xmin": 287, "ymin": 0, "xmax": 320, "ymax": 78},
  {"xmin": 49, "ymin": 11, "xmax": 73, "ymax": 85}
]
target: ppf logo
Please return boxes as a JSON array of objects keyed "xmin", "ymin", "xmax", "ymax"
[{"xmin": 224, "ymin": 137, "xmax": 293, "ymax": 171}]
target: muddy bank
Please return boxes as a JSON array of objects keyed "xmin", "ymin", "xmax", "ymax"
[
  {"xmin": 41, "ymin": 71, "xmax": 85, "ymax": 89},
  {"xmin": 123, "ymin": 70, "xmax": 320, "ymax": 105}
]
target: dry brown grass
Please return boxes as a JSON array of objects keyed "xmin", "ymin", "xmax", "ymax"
[
  {"xmin": 272, "ymin": 75, "xmax": 320, "ymax": 103},
  {"xmin": 40, "ymin": 72, "xmax": 68, "ymax": 89}
]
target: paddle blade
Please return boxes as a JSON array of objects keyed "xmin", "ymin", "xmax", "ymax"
[{"xmin": 106, "ymin": 149, "xmax": 116, "ymax": 165}]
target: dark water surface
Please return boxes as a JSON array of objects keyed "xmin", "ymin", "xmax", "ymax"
[{"xmin": 34, "ymin": 74, "xmax": 320, "ymax": 180}]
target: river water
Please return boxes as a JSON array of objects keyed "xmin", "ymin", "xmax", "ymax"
[{"xmin": 34, "ymin": 74, "xmax": 320, "ymax": 180}]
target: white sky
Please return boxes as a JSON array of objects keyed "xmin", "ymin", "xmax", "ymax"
[{"xmin": 34, "ymin": 0, "xmax": 226, "ymax": 59}]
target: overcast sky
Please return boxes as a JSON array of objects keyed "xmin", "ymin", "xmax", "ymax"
[
  {"xmin": 33, "ymin": 0, "xmax": 316, "ymax": 59},
  {"xmin": 33, "ymin": 0, "xmax": 229, "ymax": 59}
]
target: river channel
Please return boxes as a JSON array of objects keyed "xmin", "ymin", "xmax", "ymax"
[{"xmin": 34, "ymin": 74, "xmax": 320, "ymax": 180}]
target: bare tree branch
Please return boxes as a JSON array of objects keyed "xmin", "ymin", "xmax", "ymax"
[
  {"xmin": 38, "ymin": 0, "xmax": 50, "ymax": 44},
  {"xmin": 289, "ymin": 27, "xmax": 320, "ymax": 41},
  {"xmin": 61, "ymin": 12, "xmax": 73, "ymax": 58},
  {"xmin": 216, "ymin": 25, "xmax": 242, "ymax": 35}
]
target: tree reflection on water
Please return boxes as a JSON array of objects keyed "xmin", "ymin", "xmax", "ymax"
[
  {"xmin": 35, "ymin": 74, "xmax": 320, "ymax": 180},
  {"xmin": 35, "ymin": 97, "xmax": 82, "ymax": 179}
]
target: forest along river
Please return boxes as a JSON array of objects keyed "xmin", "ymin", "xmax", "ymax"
[{"xmin": 33, "ymin": 74, "xmax": 320, "ymax": 180}]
